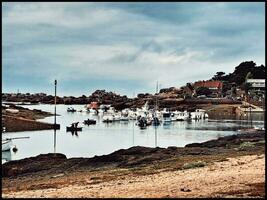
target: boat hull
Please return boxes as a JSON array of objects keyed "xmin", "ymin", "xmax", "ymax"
[
  {"xmin": 66, "ymin": 127, "xmax": 82, "ymax": 132},
  {"xmin": 2, "ymin": 140, "xmax": 13, "ymax": 151}
]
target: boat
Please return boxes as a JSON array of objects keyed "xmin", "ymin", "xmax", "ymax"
[
  {"xmin": 120, "ymin": 115, "xmax": 129, "ymax": 121},
  {"xmin": 102, "ymin": 114, "xmax": 114, "ymax": 123},
  {"xmin": 175, "ymin": 111, "xmax": 190, "ymax": 121},
  {"xmin": 2, "ymin": 150, "xmax": 12, "ymax": 163},
  {"xmin": 162, "ymin": 108, "xmax": 172, "ymax": 124},
  {"xmin": 2, "ymin": 139, "xmax": 13, "ymax": 151},
  {"xmin": 190, "ymin": 109, "xmax": 207, "ymax": 120},
  {"xmin": 83, "ymin": 119, "xmax": 96, "ymax": 125},
  {"xmin": 67, "ymin": 107, "xmax": 76, "ymax": 112},
  {"xmin": 113, "ymin": 113, "xmax": 121, "ymax": 122},
  {"xmin": 136, "ymin": 116, "xmax": 148, "ymax": 129},
  {"xmin": 66, "ymin": 126, "xmax": 82, "ymax": 132},
  {"xmin": 152, "ymin": 116, "xmax": 160, "ymax": 126}
]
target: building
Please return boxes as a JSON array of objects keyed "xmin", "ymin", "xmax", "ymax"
[
  {"xmin": 246, "ymin": 79, "xmax": 265, "ymax": 89},
  {"xmin": 246, "ymin": 79, "xmax": 265, "ymax": 100},
  {"xmin": 193, "ymin": 80, "xmax": 223, "ymax": 97},
  {"xmin": 193, "ymin": 80, "xmax": 223, "ymax": 90}
]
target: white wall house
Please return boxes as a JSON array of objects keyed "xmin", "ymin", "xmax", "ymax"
[{"xmin": 246, "ymin": 79, "xmax": 265, "ymax": 88}]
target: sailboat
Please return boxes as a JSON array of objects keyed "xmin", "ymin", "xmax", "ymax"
[{"xmin": 152, "ymin": 81, "xmax": 161, "ymax": 126}]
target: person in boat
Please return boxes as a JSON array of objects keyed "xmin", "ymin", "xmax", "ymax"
[{"xmin": 71, "ymin": 122, "xmax": 79, "ymax": 128}]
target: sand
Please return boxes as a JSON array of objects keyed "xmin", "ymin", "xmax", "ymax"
[{"xmin": 3, "ymin": 154, "xmax": 265, "ymax": 198}]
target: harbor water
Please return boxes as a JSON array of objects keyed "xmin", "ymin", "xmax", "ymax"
[{"xmin": 2, "ymin": 104, "xmax": 265, "ymax": 162}]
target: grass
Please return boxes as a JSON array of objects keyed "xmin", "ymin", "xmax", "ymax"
[
  {"xmin": 182, "ymin": 161, "xmax": 206, "ymax": 169},
  {"xmin": 238, "ymin": 142, "xmax": 255, "ymax": 151}
]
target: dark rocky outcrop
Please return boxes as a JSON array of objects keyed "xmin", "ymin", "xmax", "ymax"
[
  {"xmin": 2, "ymin": 131, "xmax": 264, "ymax": 178},
  {"xmin": 185, "ymin": 131, "xmax": 265, "ymax": 148}
]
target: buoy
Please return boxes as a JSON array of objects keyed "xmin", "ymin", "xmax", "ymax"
[{"xmin": 12, "ymin": 146, "xmax": 18, "ymax": 153}]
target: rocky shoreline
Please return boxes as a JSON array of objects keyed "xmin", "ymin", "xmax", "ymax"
[
  {"xmin": 2, "ymin": 104, "xmax": 57, "ymax": 132},
  {"xmin": 2, "ymin": 130, "xmax": 265, "ymax": 197},
  {"xmin": 2, "ymin": 89, "xmax": 242, "ymax": 111}
]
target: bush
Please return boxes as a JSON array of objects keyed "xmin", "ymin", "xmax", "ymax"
[
  {"xmin": 182, "ymin": 161, "xmax": 206, "ymax": 169},
  {"xmin": 238, "ymin": 142, "xmax": 255, "ymax": 151}
]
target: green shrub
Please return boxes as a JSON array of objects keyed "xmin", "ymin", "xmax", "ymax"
[
  {"xmin": 182, "ymin": 161, "xmax": 206, "ymax": 169},
  {"xmin": 238, "ymin": 142, "xmax": 255, "ymax": 151}
]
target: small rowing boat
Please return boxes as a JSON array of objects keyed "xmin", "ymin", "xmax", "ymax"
[
  {"xmin": 66, "ymin": 126, "xmax": 82, "ymax": 132},
  {"xmin": 83, "ymin": 119, "xmax": 96, "ymax": 125},
  {"xmin": 2, "ymin": 139, "xmax": 13, "ymax": 151}
]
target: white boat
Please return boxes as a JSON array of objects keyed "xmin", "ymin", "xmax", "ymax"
[
  {"xmin": 2, "ymin": 139, "xmax": 13, "ymax": 151},
  {"xmin": 190, "ymin": 109, "xmax": 207, "ymax": 120},
  {"xmin": 120, "ymin": 115, "xmax": 129, "ymax": 121},
  {"xmin": 102, "ymin": 114, "xmax": 114, "ymax": 123},
  {"xmin": 175, "ymin": 111, "xmax": 189, "ymax": 121},
  {"xmin": 162, "ymin": 108, "xmax": 172, "ymax": 124},
  {"xmin": 88, "ymin": 108, "xmax": 98, "ymax": 115},
  {"xmin": 113, "ymin": 113, "xmax": 121, "ymax": 121}
]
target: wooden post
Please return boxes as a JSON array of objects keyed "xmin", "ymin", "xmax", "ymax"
[{"xmin": 54, "ymin": 80, "xmax": 57, "ymax": 154}]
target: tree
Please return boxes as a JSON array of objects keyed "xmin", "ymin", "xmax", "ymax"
[
  {"xmin": 245, "ymin": 72, "xmax": 253, "ymax": 81},
  {"xmin": 212, "ymin": 71, "xmax": 225, "ymax": 80},
  {"xmin": 196, "ymin": 87, "xmax": 212, "ymax": 96},
  {"xmin": 186, "ymin": 83, "xmax": 194, "ymax": 91}
]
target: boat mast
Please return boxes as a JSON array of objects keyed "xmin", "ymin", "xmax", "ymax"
[{"xmin": 155, "ymin": 81, "xmax": 158, "ymax": 111}]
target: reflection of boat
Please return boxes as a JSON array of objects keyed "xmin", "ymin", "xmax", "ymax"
[{"xmin": 2, "ymin": 139, "xmax": 13, "ymax": 151}]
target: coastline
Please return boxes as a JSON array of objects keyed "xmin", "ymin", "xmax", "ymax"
[
  {"xmin": 2, "ymin": 130, "xmax": 265, "ymax": 198},
  {"xmin": 2, "ymin": 104, "xmax": 57, "ymax": 132}
]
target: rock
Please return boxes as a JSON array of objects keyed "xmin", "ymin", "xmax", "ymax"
[{"xmin": 181, "ymin": 188, "xmax": 191, "ymax": 192}]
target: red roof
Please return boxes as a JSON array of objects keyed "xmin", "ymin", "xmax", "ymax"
[{"xmin": 194, "ymin": 81, "xmax": 223, "ymax": 89}]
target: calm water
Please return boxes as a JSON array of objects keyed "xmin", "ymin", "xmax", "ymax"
[{"xmin": 2, "ymin": 104, "xmax": 265, "ymax": 162}]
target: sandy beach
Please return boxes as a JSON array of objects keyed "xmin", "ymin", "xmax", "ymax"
[{"xmin": 3, "ymin": 154, "xmax": 264, "ymax": 198}]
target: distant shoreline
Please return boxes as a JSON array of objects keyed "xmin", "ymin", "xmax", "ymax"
[{"xmin": 2, "ymin": 104, "xmax": 58, "ymax": 133}]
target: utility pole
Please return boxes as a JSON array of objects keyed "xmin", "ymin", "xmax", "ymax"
[{"xmin": 54, "ymin": 80, "xmax": 57, "ymax": 154}]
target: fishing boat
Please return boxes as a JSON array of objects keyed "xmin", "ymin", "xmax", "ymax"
[
  {"xmin": 83, "ymin": 119, "xmax": 96, "ymax": 125},
  {"xmin": 175, "ymin": 111, "xmax": 190, "ymax": 121},
  {"xmin": 66, "ymin": 122, "xmax": 82, "ymax": 132},
  {"xmin": 120, "ymin": 115, "xmax": 129, "ymax": 121},
  {"xmin": 2, "ymin": 139, "xmax": 13, "ymax": 151},
  {"xmin": 67, "ymin": 107, "xmax": 76, "ymax": 112},
  {"xmin": 190, "ymin": 109, "xmax": 207, "ymax": 120},
  {"xmin": 152, "ymin": 116, "xmax": 160, "ymax": 126},
  {"xmin": 102, "ymin": 114, "xmax": 114, "ymax": 123},
  {"xmin": 136, "ymin": 116, "xmax": 148, "ymax": 129},
  {"xmin": 66, "ymin": 126, "xmax": 82, "ymax": 132},
  {"xmin": 162, "ymin": 108, "xmax": 172, "ymax": 124}
]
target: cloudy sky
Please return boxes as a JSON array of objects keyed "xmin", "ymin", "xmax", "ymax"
[{"xmin": 2, "ymin": 2, "xmax": 265, "ymax": 97}]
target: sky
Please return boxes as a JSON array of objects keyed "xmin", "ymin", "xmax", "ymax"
[{"xmin": 2, "ymin": 2, "xmax": 265, "ymax": 97}]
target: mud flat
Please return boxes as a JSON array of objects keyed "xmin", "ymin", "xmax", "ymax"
[
  {"xmin": 2, "ymin": 131, "xmax": 265, "ymax": 198},
  {"xmin": 2, "ymin": 105, "xmax": 57, "ymax": 132}
]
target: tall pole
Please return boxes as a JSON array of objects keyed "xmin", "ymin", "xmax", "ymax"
[
  {"xmin": 156, "ymin": 81, "xmax": 158, "ymax": 111},
  {"xmin": 54, "ymin": 80, "xmax": 57, "ymax": 154}
]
